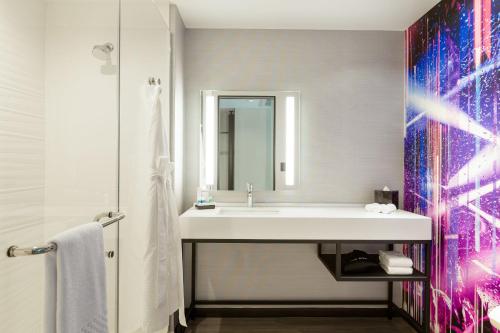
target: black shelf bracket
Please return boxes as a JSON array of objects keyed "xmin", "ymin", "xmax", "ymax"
[{"xmin": 178, "ymin": 239, "xmax": 431, "ymax": 333}]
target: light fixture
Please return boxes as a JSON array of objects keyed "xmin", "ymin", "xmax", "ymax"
[
  {"xmin": 205, "ymin": 95, "xmax": 216, "ymax": 186},
  {"xmin": 285, "ymin": 96, "xmax": 295, "ymax": 186}
]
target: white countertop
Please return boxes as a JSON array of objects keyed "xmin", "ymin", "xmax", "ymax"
[{"xmin": 179, "ymin": 204, "xmax": 432, "ymax": 241}]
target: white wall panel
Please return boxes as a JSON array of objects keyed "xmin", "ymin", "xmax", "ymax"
[{"xmin": 0, "ymin": 0, "xmax": 46, "ymax": 331}]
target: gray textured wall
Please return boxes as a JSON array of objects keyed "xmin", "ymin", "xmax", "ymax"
[
  {"xmin": 184, "ymin": 29, "xmax": 404, "ymax": 208},
  {"xmin": 170, "ymin": 5, "xmax": 186, "ymax": 211},
  {"xmin": 183, "ymin": 29, "xmax": 404, "ymax": 301}
]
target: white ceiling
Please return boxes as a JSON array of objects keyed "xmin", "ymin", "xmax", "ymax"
[{"xmin": 172, "ymin": 0, "xmax": 440, "ymax": 31}]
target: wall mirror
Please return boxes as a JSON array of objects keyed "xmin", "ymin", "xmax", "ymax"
[{"xmin": 201, "ymin": 91, "xmax": 300, "ymax": 192}]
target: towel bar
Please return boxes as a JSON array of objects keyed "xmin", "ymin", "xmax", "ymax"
[{"xmin": 6, "ymin": 211, "xmax": 125, "ymax": 258}]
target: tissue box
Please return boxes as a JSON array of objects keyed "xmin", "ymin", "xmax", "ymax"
[{"xmin": 374, "ymin": 190, "xmax": 399, "ymax": 208}]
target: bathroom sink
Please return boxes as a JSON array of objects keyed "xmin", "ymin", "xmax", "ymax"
[
  {"xmin": 217, "ymin": 207, "xmax": 280, "ymax": 216},
  {"xmin": 180, "ymin": 204, "xmax": 432, "ymax": 241}
]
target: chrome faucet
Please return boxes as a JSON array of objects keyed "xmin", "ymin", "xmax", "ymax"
[{"xmin": 246, "ymin": 183, "xmax": 253, "ymax": 208}]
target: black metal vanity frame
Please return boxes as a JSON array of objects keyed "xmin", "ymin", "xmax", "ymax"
[{"xmin": 178, "ymin": 239, "xmax": 431, "ymax": 333}]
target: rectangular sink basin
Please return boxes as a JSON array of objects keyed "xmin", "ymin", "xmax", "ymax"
[{"xmin": 217, "ymin": 207, "xmax": 280, "ymax": 216}]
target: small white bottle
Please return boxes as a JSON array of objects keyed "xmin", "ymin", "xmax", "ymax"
[
  {"xmin": 207, "ymin": 185, "xmax": 214, "ymax": 203},
  {"xmin": 196, "ymin": 187, "xmax": 203, "ymax": 203}
]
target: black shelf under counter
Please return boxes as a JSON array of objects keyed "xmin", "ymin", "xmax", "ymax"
[
  {"xmin": 318, "ymin": 252, "xmax": 427, "ymax": 282},
  {"xmin": 180, "ymin": 236, "xmax": 432, "ymax": 333}
]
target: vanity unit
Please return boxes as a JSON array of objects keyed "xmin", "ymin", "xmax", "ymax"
[
  {"xmin": 179, "ymin": 204, "xmax": 432, "ymax": 333},
  {"xmin": 187, "ymin": 91, "xmax": 433, "ymax": 331}
]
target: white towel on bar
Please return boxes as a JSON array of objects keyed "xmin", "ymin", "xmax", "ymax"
[
  {"xmin": 45, "ymin": 223, "xmax": 108, "ymax": 333},
  {"xmin": 380, "ymin": 263, "xmax": 413, "ymax": 275},
  {"xmin": 379, "ymin": 250, "xmax": 413, "ymax": 267},
  {"xmin": 143, "ymin": 85, "xmax": 186, "ymax": 333}
]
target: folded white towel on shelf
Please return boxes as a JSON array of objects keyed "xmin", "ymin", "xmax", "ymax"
[
  {"xmin": 380, "ymin": 256, "xmax": 413, "ymax": 268},
  {"xmin": 379, "ymin": 250, "xmax": 413, "ymax": 267},
  {"xmin": 45, "ymin": 222, "xmax": 108, "ymax": 333},
  {"xmin": 380, "ymin": 263, "xmax": 413, "ymax": 275},
  {"xmin": 364, "ymin": 203, "xmax": 397, "ymax": 214}
]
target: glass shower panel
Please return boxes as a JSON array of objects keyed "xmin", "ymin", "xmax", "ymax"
[{"xmin": 0, "ymin": 0, "xmax": 120, "ymax": 332}]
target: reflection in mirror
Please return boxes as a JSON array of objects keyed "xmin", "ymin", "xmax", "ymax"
[
  {"xmin": 202, "ymin": 90, "xmax": 300, "ymax": 191},
  {"xmin": 217, "ymin": 97, "xmax": 275, "ymax": 191}
]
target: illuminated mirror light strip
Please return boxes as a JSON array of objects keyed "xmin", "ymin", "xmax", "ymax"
[
  {"xmin": 285, "ymin": 96, "xmax": 295, "ymax": 186},
  {"xmin": 205, "ymin": 95, "xmax": 215, "ymax": 185}
]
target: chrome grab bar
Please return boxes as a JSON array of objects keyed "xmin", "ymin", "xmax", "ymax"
[
  {"xmin": 7, "ymin": 243, "xmax": 58, "ymax": 257},
  {"xmin": 6, "ymin": 211, "xmax": 125, "ymax": 258}
]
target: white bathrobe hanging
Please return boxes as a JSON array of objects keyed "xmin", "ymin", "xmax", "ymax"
[{"xmin": 143, "ymin": 85, "xmax": 186, "ymax": 332}]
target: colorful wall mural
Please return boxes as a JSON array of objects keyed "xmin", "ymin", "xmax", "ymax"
[{"xmin": 403, "ymin": 0, "xmax": 499, "ymax": 332}]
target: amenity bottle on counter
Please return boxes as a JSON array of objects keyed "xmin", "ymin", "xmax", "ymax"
[{"xmin": 195, "ymin": 186, "xmax": 215, "ymax": 209}]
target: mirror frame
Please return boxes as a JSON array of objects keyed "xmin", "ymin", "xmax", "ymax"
[{"xmin": 200, "ymin": 90, "xmax": 300, "ymax": 192}]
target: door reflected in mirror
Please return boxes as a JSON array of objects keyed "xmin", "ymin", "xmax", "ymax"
[{"xmin": 217, "ymin": 97, "xmax": 275, "ymax": 191}]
